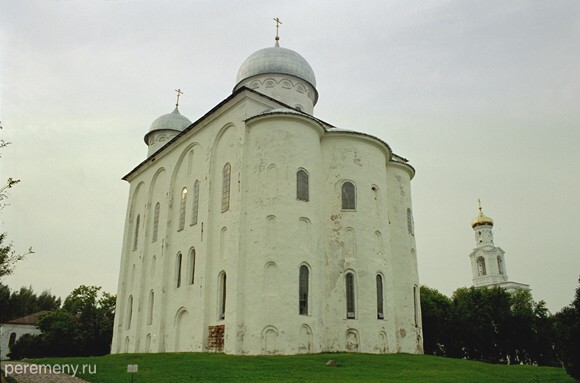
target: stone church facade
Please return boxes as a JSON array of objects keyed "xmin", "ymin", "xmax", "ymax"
[{"xmin": 111, "ymin": 36, "xmax": 423, "ymax": 355}]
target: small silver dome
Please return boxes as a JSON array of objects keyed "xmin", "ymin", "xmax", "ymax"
[
  {"xmin": 235, "ymin": 46, "xmax": 316, "ymax": 89},
  {"xmin": 144, "ymin": 106, "xmax": 191, "ymax": 144}
]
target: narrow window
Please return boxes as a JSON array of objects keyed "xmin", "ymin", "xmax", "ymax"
[
  {"xmin": 376, "ymin": 274, "xmax": 384, "ymax": 319},
  {"xmin": 477, "ymin": 256, "xmax": 486, "ymax": 276},
  {"xmin": 407, "ymin": 208, "xmax": 414, "ymax": 235},
  {"xmin": 191, "ymin": 180, "xmax": 200, "ymax": 225},
  {"xmin": 342, "ymin": 181, "xmax": 356, "ymax": 210},
  {"xmin": 219, "ymin": 272, "xmax": 227, "ymax": 320},
  {"xmin": 222, "ymin": 163, "xmax": 231, "ymax": 212},
  {"xmin": 497, "ymin": 256, "xmax": 504, "ymax": 275},
  {"xmin": 413, "ymin": 285, "xmax": 420, "ymax": 326},
  {"xmin": 178, "ymin": 187, "xmax": 187, "ymax": 231},
  {"xmin": 152, "ymin": 202, "xmax": 160, "ymax": 243},
  {"xmin": 126, "ymin": 295, "xmax": 133, "ymax": 329},
  {"xmin": 345, "ymin": 272, "xmax": 356, "ymax": 319},
  {"xmin": 299, "ymin": 265, "xmax": 309, "ymax": 315},
  {"xmin": 176, "ymin": 253, "xmax": 183, "ymax": 288},
  {"xmin": 147, "ymin": 290, "xmax": 154, "ymax": 325},
  {"xmin": 296, "ymin": 169, "xmax": 309, "ymax": 201},
  {"xmin": 133, "ymin": 214, "xmax": 140, "ymax": 251},
  {"xmin": 189, "ymin": 249, "xmax": 196, "ymax": 284},
  {"xmin": 9, "ymin": 332, "xmax": 17, "ymax": 347}
]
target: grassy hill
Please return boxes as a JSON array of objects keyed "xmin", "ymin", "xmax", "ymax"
[{"xmin": 28, "ymin": 352, "xmax": 575, "ymax": 383}]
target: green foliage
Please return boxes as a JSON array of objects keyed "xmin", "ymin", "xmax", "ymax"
[
  {"xmin": 420, "ymin": 286, "xmax": 453, "ymax": 355},
  {"xmin": 31, "ymin": 352, "xmax": 575, "ymax": 383},
  {"xmin": 421, "ymin": 285, "xmax": 559, "ymax": 367},
  {"xmin": 8, "ymin": 285, "xmax": 115, "ymax": 359},
  {"xmin": 554, "ymin": 276, "xmax": 580, "ymax": 380},
  {"xmin": 0, "ymin": 284, "xmax": 61, "ymax": 322},
  {"xmin": 0, "ymin": 233, "xmax": 31, "ymax": 280}
]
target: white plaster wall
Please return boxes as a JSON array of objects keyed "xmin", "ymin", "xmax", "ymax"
[
  {"xmin": 385, "ymin": 162, "xmax": 423, "ymax": 354},
  {"xmin": 0, "ymin": 324, "xmax": 41, "ymax": 360}
]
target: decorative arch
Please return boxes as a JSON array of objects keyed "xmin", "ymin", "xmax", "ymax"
[
  {"xmin": 267, "ymin": 164, "xmax": 278, "ymax": 198},
  {"xmin": 145, "ymin": 333, "xmax": 152, "ymax": 353},
  {"xmin": 263, "ymin": 261, "xmax": 278, "ymax": 295},
  {"xmin": 344, "ymin": 227, "xmax": 356, "ymax": 258},
  {"xmin": 174, "ymin": 308, "xmax": 190, "ymax": 352},
  {"xmin": 298, "ymin": 324, "xmax": 313, "ymax": 354},
  {"xmin": 346, "ymin": 329, "xmax": 360, "ymax": 352},
  {"xmin": 262, "ymin": 325, "xmax": 279, "ymax": 354},
  {"xmin": 299, "ymin": 217, "xmax": 311, "ymax": 251}
]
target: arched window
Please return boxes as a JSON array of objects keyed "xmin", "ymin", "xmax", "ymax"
[
  {"xmin": 296, "ymin": 169, "xmax": 309, "ymax": 201},
  {"xmin": 191, "ymin": 180, "xmax": 200, "ymax": 225},
  {"xmin": 176, "ymin": 253, "xmax": 183, "ymax": 288},
  {"xmin": 477, "ymin": 256, "xmax": 486, "ymax": 276},
  {"xmin": 345, "ymin": 272, "xmax": 356, "ymax": 319},
  {"xmin": 152, "ymin": 202, "xmax": 160, "ymax": 243},
  {"xmin": 222, "ymin": 163, "xmax": 231, "ymax": 212},
  {"xmin": 178, "ymin": 187, "xmax": 187, "ymax": 231},
  {"xmin": 133, "ymin": 214, "xmax": 140, "ymax": 251},
  {"xmin": 342, "ymin": 181, "xmax": 356, "ymax": 210},
  {"xmin": 407, "ymin": 208, "xmax": 414, "ymax": 235},
  {"xmin": 126, "ymin": 295, "xmax": 133, "ymax": 330},
  {"xmin": 219, "ymin": 272, "xmax": 227, "ymax": 320},
  {"xmin": 188, "ymin": 249, "xmax": 196, "ymax": 285},
  {"xmin": 497, "ymin": 256, "xmax": 504, "ymax": 275},
  {"xmin": 299, "ymin": 265, "xmax": 309, "ymax": 315},
  {"xmin": 147, "ymin": 290, "xmax": 154, "ymax": 325},
  {"xmin": 9, "ymin": 332, "xmax": 16, "ymax": 347},
  {"xmin": 376, "ymin": 274, "xmax": 384, "ymax": 319}
]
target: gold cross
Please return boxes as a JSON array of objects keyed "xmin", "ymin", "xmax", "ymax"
[
  {"xmin": 478, "ymin": 198, "xmax": 482, "ymax": 212},
  {"xmin": 175, "ymin": 88, "xmax": 183, "ymax": 107},
  {"xmin": 273, "ymin": 17, "xmax": 282, "ymax": 41}
]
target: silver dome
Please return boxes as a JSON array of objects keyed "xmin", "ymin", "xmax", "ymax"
[
  {"xmin": 144, "ymin": 106, "xmax": 191, "ymax": 143},
  {"xmin": 235, "ymin": 46, "xmax": 316, "ymax": 89}
]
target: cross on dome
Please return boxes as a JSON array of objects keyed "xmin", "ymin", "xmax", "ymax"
[
  {"xmin": 175, "ymin": 88, "xmax": 183, "ymax": 107},
  {"xmin": 273, "ymin": 17, "xmax": 282, "ymax": 46}
]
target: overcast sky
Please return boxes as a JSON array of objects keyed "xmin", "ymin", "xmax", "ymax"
[{"xmin": 1, "ymin": 0, "xmax": 579, "ymax": 313}]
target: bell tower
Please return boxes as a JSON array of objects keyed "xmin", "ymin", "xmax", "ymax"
[{"xmin": 467, "ymin": 200, "xmax": 529, "ymax": 292}]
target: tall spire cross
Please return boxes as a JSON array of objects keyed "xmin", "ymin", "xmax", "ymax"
[
  {"xmin": 273, "ymin": 17, "xmax": 282, "ymax": 44},
  {"xmin": 175, "ymin": 88, "xmax": 183, "ymax": 107},
  {"xmin": 478, "ymin": 198, "xmax": 482, "ymax": 213}
]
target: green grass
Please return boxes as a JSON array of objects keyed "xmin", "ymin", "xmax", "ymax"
[{"xmin": 27, "ymin": 352, "xmax": 574, "ymax": 383}]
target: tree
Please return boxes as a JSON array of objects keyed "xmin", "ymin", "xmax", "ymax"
[
  {"xmin": 9, "ymin": 285, "xmax": 116, "ymax": 358},
  {"xmin": 420, "ymin": 286, "xmax": 453, "ymax": 356},
  {"xmin": 0, "ymin": 284, "xmax": 61, "ymax": 322},
  {"xmin": 554, "ymin": 276, "xmax": 580, "ymax": 380},
  {"xmin": 0, "ymin": 123, "xmax": 33, "ymax": 279}
]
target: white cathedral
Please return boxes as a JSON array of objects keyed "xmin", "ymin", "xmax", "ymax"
[
  {"xmin": 111, "ymin": 31, "xmax": 423, "ymax": 355},
  {"xmin": 469, "ymin": 202, "xmax": 529, "ymax": 293}
]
